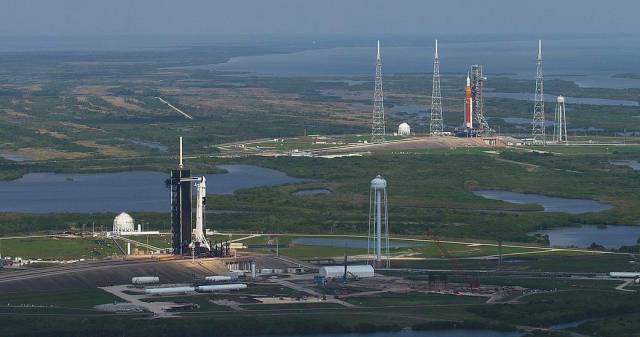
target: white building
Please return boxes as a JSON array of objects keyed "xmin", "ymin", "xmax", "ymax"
[
  {"xmin": 397, "ymin": 123, "xmax": 411, "ymax": 136},
  {"xmin": 113, "ymin": 212, "xmax": 135, "ymax": 234},
  {"xmin": 319, "ymin": 265, "xmax": 375, "ymax": 279}
]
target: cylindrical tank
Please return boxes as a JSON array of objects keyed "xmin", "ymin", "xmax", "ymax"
[
  {"xmin": 370, "ymin": 175, "xmax": 387, "ymax": 190},
  {"xmin": 204, "ymin": 276, "xmax": 233, "ymax": 282},
  {"xmin": 609, "ymin": 272, "xmax": 640, "ymax": 278},
  {"xmin": 132, "ymin": 276, "xmax": 160, "ymax": 285},
  {"xmin": 196, "ymin": 284, "xmax": 247, "ymax": 292},
  {"xmin": 144, "ymin": 286, "xmax": 195, "ymax": 295}
]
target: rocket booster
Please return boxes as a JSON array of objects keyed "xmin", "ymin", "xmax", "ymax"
[{"xmin": 465, "ymin": 73, "xmax": 473, "ymax": 129}]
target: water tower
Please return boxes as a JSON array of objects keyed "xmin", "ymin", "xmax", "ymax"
[
  {"xmin": 368, "ymin": 175, "xmax": 389, "ymax": 267},
  {"xmin": 554, "ymin": 96, "xmax": 568, "ymax": 144}
]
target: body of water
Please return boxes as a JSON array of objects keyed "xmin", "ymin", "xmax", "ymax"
[
  {"xmin": 472, "ymin": 190, "xmax": 612, "ymax": 214},
  {"xmin": 534, "ymin": 225, "xmax": 640, "ymax": 249},
  {"xmin": 0, "ymin": 153, "xmax": 32, "ymax": 162},
  {"xmin": 484, "ymin": 92, "xmax": 638, "ymax": 107},
  {"xmin": 610, "ymin": 160, "xmax": 640, "ymax": 170},
  {"xmin": 126, "ymin": 139, "xmax": 168, "ymax": 152},
  {"xmin": 250, "ymin": 330, "xmax": 521, "ymax": 337},
  {"xmin": 200, "ymin": 36, "xmax": 640, "ymax": 89},
  {"xmin": 292, "ymin": 188, "xmax": 332, "ymax": 196},
  {"xmin": 0, "ymin": 165, "xmax": 304, "ymax": 213},
  {"xmin": 292, "ymin": 237, "xmax": 416, "ymax": 249}
]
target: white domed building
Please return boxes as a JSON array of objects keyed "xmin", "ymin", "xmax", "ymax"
[
  {"xmin": 397, "ymin": 122, "xmax": 411, "ymax": 136},
  {"xmin": 113, "ymin": 212, "xmax": 135, "ymax": 234}
]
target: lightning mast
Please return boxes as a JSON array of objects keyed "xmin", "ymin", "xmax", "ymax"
[
  {"xmin": 371, "ymin": 40, "xmax": 386, "ymax": 143},
  {"xmin": 429, "ymin": 40, "xmax": 444, "ymax": 136},
  {"xmin": 532, "ymin": 40, "xmax": 546, "ymax": 145}
]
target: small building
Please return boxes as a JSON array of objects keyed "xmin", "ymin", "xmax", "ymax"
[
  {"xmin": 397, "ymin": 123, "xmax": 411, "ymax": 136},
  {"xmin": 113, "ymin": 212, "xmax": 135, "ymax": 234},
  {"xmin": 319, "ymin": 265, "xmax": 375, "ymax": 279}
]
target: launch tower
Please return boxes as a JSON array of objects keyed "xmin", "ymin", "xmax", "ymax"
[
  {"xmin": 169, "ymin": 137, "xmax": 192, "ymax": 255},
  {"xmin": 471, "ymin": 65, "xmax": 491, "ymax": 134}
]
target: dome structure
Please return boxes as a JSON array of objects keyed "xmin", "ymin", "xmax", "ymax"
[
  {"xmin": 397, "ymin": 122, "xmax": 411, "ymax": 136},
  {"xmin": 113, "ymin": 212, "xmax": 134, "ymax": 234},
  {"xmin": 370, "ymin": 175, "xmax": 387, "ymax": 190}
]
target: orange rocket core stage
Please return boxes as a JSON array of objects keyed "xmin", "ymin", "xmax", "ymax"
[{"xmin": 465, "ymin": 74, "xmax": 473, "ymax": 129}]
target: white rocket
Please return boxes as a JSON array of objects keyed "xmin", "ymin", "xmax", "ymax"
[{"xmin": 193, "ymin": 177, "xmax": 210, "ymax": 250}]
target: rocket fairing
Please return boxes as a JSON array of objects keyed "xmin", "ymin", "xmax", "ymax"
[{"xmin": 465, "ymin": 73, "xmax": 473, "ymax": 129}]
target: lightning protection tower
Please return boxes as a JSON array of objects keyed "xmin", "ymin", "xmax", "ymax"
[
  {"xmin": 429, "ymin": 40, "xmax": 444, "ymax": 136},
  {"xmin": 471, "ymin": 65, "xmax": 491, "ymax": 134},
  {"xmin": 532, "ymin": 40, "xmax": 546, "ymax": 145},
  {"xmin": 371, "ymin": 40, "xmax": 386, "ymax": 144},
  {"xmin": 553, "ymin": 96, "xmax": 568, "ymax": 144},
  {"xmin": 368, "ymin": 175, "xmax": 389, "ymax": 268}
]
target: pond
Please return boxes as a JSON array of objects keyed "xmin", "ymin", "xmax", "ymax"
[
  {"xmin": 292, "ymin": 237, "xmax": 417, "ymax": 249},
  {"xmin": 533, "ymin": 225, "xmax": 640, "ymax": 249},
  {"xmin": 610, "ymin": 160, "xmax": 640, "ymax": 170},
  {"xmin": 0, "ymin": 165, "xmax": 304, "ymax": 213},
  {"xmin": 292, "ymin": 188, "xmax": 332, "ymax": 196},
  {"xmin": 0, "ymin": 153, "xmax": 33, "ymax": 162},
  {"xmin": 472, "ymin": 190, "xmax": 612, "ymax": 214}
]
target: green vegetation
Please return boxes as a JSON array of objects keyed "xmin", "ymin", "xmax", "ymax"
[
  {"xmin": 0, "ymin": 237, "xmax": 120, "ymax": 259},
  {"xmin": 469, "ymin": 290, "xmax": 640, "ymax": 327},
  {"xmin": 0, "ymin": 288, "xmax": 121, "ymax": 309},
  {"xmin": 345, "ymin": 292, "xmax": 487, "ymax": 306},
  {"xmin": 572, "ymin": 313, "xmax": 640, "ymax": 337}
]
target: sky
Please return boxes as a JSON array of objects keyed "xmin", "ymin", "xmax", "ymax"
[{"xmin": 0, "ymin": 0, "xmax": 638, "ymax": 37}]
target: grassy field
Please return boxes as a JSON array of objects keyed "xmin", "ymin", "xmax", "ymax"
[
  {"xmin": 0, "ymin": 288, "xmax": 121, "ymax": 309},
  {"xmin": 0, "ymin": 236, "xmax": 121, "ymax": 259},
  {"xmin": 345, "ymin": 292, "xmax": 487, "ymax": 306}
]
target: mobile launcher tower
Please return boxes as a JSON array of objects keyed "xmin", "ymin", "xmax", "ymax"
[
  {"xmin": 167, "ymin": 137, "xmax": 222, "ymax": 257},
  {"xmin": 457, "ymin": 65, "xmax": 492, "ymax": 137}
]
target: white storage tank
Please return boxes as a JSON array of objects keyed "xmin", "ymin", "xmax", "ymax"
[
  {"xmin": 609, "ymin": 272, "xmax": 640, "ymax": 278},
  {"xmin": 132, "ymin": 276, "xmax": 160, "ymax": 285},
  {"xmin": 397, "ymin": 123, "xmax": 411, "ymax": 136},
  {"xmin": 144, "ymin": 286, "xmax": 195, "ymax": 295},
  {"xmin": 204, "ymin": 276, "xmax": 233, "ymax": 282},
  {"xmin": 319, "ymin": 265, "xmax": 375, "ymax": 279},
  {"xmin": 113, "ymin": 212, "xmax": 135, "ymax": 234},
  {"xmin": 197, "ymin": 284, "xmax": 247, "ymax": 292}
]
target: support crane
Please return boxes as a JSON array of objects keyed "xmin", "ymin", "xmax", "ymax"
[{"xmin": 427, "ymin": 229, "xmax": 479, "ymax": 289}]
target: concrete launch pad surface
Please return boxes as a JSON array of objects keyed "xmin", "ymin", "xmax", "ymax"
[{"xmin": 0, "ymin": 257, "xmax": 227, "ymax": 292}]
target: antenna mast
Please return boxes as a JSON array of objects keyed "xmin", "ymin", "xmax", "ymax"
[
  {"xmin": 532, "ymin": 40, "xmax": 546, "ymax": 145},
  {"xmin": 371, "ymin": 40, "xmax": 386, "ymax": 144},
  {"xmin": 179, "ymin": 136, "xmax": 184, "ymax": 169},
  {"xmin": 429, "ymin": 40, "xmax": 444, "ymax": 136}
]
